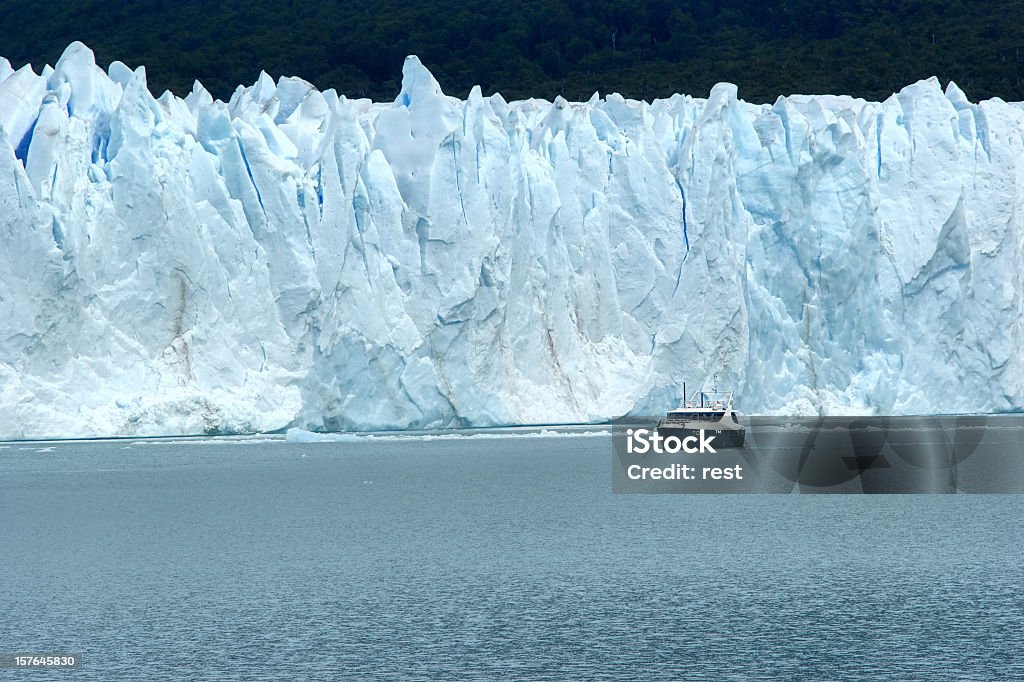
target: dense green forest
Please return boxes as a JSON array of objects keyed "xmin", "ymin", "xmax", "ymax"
[{"xmin": 2, "ymin": 0, "xmax": 1023, "ymax": 103}]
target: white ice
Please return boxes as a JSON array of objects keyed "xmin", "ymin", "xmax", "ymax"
[{"xmin": 1, "ymin": 42, "xmax": 1023, "ymax": 439}]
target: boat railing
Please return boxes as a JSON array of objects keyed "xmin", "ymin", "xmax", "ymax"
[{"xmin": 680, "ymin": 389, "xmax": 734, "ymax": 411}]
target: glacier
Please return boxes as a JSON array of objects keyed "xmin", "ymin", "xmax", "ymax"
[{"xmin": 1, "ymin": 42, "xmax": 1023, "ymax": 439}]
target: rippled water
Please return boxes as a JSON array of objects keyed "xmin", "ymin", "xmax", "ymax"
[{"xmin": 2, "ymin": 434, "xmax": 1022, "ymax": 679}]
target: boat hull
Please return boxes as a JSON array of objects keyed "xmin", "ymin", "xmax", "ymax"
[{"xmin": 656, "ymin": 423, "xmax": 745, "ymax": 448}]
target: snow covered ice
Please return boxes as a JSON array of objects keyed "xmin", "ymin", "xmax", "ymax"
[{"xmin": 1, "ymin": 42, "xmax": 1023, "ymax": 439}]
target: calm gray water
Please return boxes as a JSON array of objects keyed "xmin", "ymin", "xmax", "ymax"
[{"xmin": 2, "ymin": 433, "xmax": 1022, "ymax": 680}]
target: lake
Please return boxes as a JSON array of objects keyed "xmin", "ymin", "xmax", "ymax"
[{"xmin": 2, "ymin": 432, "xmax": 1022, "ymax": 679}]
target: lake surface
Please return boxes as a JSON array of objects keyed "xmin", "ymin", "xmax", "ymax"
[{"xmin": 2, "ymin": 432, "xmax": 1023, "ymax": 680}]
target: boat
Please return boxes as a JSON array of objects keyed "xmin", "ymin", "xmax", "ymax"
[{"xmin": 656, "ymin": 376, "xmax": 745, "ymax": 447}]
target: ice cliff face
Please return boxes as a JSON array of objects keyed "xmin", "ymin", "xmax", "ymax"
[{"xmin": 1, "ymin": 42, "xmax": 1023, "ymax": 438}]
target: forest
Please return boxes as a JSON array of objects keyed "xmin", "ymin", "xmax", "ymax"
[{"xmin": 2, "ymin": 0, "xmax": 1023, "ymax": 104}]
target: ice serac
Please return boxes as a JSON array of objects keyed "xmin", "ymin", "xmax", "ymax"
[{"xmin": 1, "ymin": 43, "xmax": 1023, "ymax": 439}]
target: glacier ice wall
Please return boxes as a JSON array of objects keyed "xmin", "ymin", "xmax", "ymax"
[{"xmin": 1, "ymin": 42, "xmax": 1023, "ymax": 438}]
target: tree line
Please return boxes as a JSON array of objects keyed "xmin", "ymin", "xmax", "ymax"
[{"xmin": 2, "ymin": 0, "xmax": 1023, "ymax": 104}]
